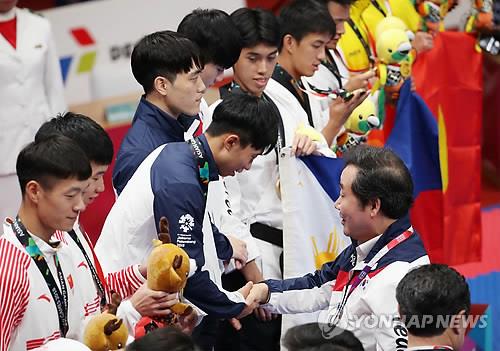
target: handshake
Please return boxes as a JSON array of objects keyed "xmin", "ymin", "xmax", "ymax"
[{"xmin": 230, "ymin": 282, "xmax": 275, "ymax": 329}]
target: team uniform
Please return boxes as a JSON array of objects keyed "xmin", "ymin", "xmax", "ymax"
[
  {"xmin": 0, "ymin": 220, "xmax": 86, "ymax": 350},
  {"xmin": 95, "ymin": 135, "xmax": 246, "ymax": 319},
  {"xmin": 262, "ymin": 215, "xmax": 430, "ymax": 351},
  {"xmin": 112, "ymin": 97, "xmax": 195, "ymax": 196},
  {"xmin": 0, "ymin": 7, "xmax": 66, "ymax": 222}
]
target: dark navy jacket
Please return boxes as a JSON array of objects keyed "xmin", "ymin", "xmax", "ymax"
[{"xmin": 112, "ymin": 97, "xmax": 186, "ymax": 195}]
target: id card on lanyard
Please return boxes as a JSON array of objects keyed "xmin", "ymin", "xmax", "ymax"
[
  {"xmin": 329, "ymin": 230, "xmax": 413, "ymax": 326},
  {"xmin": 11, "ymin": 216, "xmax": 69, "ymax": 337}
]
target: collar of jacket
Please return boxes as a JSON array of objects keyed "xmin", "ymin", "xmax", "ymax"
[
  {"xmin": 339, "ymin": 214, "xmax": 416, "ymax": 272},
  {"xmin": 197, "ymin": 134, "xmax": 220, "ymax": 182},
  {"xmin": 361, "ymin": 214, "xmax": 412, "ymax": 263},
  {"xmin": 133, "ymin": 96, "xmax": 185, "ymax": 136}
]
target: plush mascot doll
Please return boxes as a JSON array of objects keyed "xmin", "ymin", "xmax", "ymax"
[
  {"xmin": 371, "ymin": 16, "xmax": 413, "ymax": 122},
  {"xmin": 465, "ymin": 0, "xmax": 500, "ymax": 55},
  {"xmin": 416, "ymin": 0, "xmax": 455, "ymax": 32},
  {"xmin": 83, "ymin": 293, "xmax": 128, "ymax": 351},
  {"xmin": 134, "ymin": 217, "xmax": 192, "ymax": 339},
  {"xmin": 334, "ymin": 99, "xmax": 380, "ymax": 156}
]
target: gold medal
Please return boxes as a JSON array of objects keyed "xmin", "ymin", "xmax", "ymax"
[{"xmin": 275, "ymin": 178, "xmax": 281, "ymax": 200}]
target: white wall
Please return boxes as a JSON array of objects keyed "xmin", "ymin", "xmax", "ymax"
[{"xmin": 41, "ymin": 0, "xmax": 245, "ymax": 104}]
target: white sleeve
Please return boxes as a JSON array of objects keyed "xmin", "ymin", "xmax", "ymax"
[
  {"xmin": 44, "ymin": 22, "xmax": 67, "ymax": 116},
  {"xmin": 263, "ymin": 281, "xmax": 333, "ymax": 314},
  {"xmin": 116, "ymin": 299, "xmax": 142, "ymax": 336},
  {"xmin": 219, "ymin": 177, "xmax": 260, "ymax": 263},
  {"xmin": 184, "ymin": 298, "xmax": 206, "ymax": 328}
]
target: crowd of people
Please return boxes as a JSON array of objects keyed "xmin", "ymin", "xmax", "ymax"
[{"xmin": 0, "ymin": 0, "xmax": 476, "ymax": 350}]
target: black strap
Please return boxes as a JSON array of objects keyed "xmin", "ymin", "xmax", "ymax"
[
  {"xmin": 370, "ymin": 0, "xmax": 387, "ymax": 17},
  {"xmin": 272, "ymin": 64, "xmax": 314, "ymax": 128},
  {"xmin": 12, "ymin": 216, "xmax": 69, "ymax": 336},
  {"xmin": 250, "ymin": 222, "xmax": 283, "ymax": 248},
  {"xmin": 347, "ymin": 19, "xmax": 375, "ymax": 66},
  {"xmin": 67, "ymin": 229, "xmax": 106, "ymax": 306},
  {"xmin": 322, "ymin": 49, "xmax": 343, "ymax": 88}
]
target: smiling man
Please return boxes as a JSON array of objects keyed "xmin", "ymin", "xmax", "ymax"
[
  {"xmin": 241, "ymin": 145, "xmax": 430, "ymax": 351},
  {"xmin": 96, "ymin": 94, "xmax": 278, "ymax": 341}
]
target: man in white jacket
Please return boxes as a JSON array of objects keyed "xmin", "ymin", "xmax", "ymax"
[
  {"xmin": 242, "ymin": 145, "xmax": 430, "ymax": 351},
  {"xmin": 34, "ymin": 113, "xmax": 195, "ymax": 338},
  {"xmin": 0, "ymin": 1, "xmax": 66, "ymax": 222},
  {"xmin": 0, "ymin": 136, "xmax": 91, "ymax": 350}
]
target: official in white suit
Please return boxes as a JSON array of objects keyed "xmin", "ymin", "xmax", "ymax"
[{"xmin": 0, "ymin": 1, "xmax": 66, "ymax": 222}]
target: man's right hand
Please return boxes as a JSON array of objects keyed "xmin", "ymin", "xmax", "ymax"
[
  {"xmin": 130, "ymin": 283, "xmax": 179, "ymax": 317},
  {"xmin": 413, "ymin": 31, "xmax": 434, "ymax": 53}
]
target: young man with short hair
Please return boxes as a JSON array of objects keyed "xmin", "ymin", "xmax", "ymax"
[
  {"xmin": 34, "ymin": 113, "xmax": 189, "ymax": 336},
  {"xmin": 96, "ymin": 94, "xmax": 278, "ymax": 340},
  {"xmin": 396, "ymin": 264, "xmax": 471, "ymax": 351},
  {"xmin": 0, "ymin": 136, "xmax": 91, "ymax": 350},
  {"xmin": 306, "ymin": 0, "xmax": 375, "ymax": 94},
  {"xmin": 177, "ymin": 8, "xmax": 242, "ymax": 109},
  {"xmin": 267, "ymin": 0, "xmax": 368, "ymax": 143},
  {"xmin": 209, "ymin": 9, "xmax": 284, "ymax": 351},
  {"xmin": 112, "ymin": 30, "xmax": 206, "ymax": 196},
  {"xmin": 244, "ymin": 145, "xmax": 430, "ymax": 351}
]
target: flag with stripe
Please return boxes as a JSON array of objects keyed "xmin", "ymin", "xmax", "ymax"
[{"xmin": 279, "ymin": 148, "xmax": 350, "ymax": 333}]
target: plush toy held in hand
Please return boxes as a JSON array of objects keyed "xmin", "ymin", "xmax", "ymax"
[
  {"xmin": 335, "ymin": 99, "xmax": 380, "ymax": 156},
  {"xmin": 371, "ymin": 16, "xmax": 414, "ymax": 121},
  {"xmin": 135, "ymin": 217, "xmax": 193, "ymax": 338},
  {"xmin": 83, "ymin": 293, "xmax": 128, "ymax": 351}
]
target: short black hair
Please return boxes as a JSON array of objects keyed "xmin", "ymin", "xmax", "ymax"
[
  {"xmin": 206, "ymin": 94, "xmax": 279, "ymax": 155},
  {"xmin": 396, "ymin": 264, "xmax": 471, "ymax": 337},
  {"xmin": 177, "ymin": 8, "xmax": 242, "ymax": 68},
  {"xmin": 126, "ymin": 327, "xmax": 199, "ymax": 351},
  {"xmin": 320, "ymin": 0, "xmax": 357, "ymax": 7},
  {"xmin": 283, "ymin": 322, "xmax": 365, "ymax": 351},
  {"xmin": 230, "ymin": 7, "xmax": 281, "ymax": 49},
  {"xmin": 16, "ymin": 136, "xmax": 91, "ymax": 195},
  {"xmin": 131, "ymin": 30, "xmax": 202, "ymax": 93},
  {"xmin": 35, "ymin": 112, "xmax": 113, "ymax": 166},
  {"xmin": 343, "ymin": 145, "xmax": 414, "ymax": 219},
  {"xmin": 278, "ymin": 0, "xmax": 336, "ymax": 51}
]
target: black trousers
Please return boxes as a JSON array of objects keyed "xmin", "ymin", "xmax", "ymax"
[
  {"xmin": 214, "ymin": 270, "xmax": 281, "ymax": 351},
  {"xmin": 192, "ymin": 315, "xmax": 219, "ymax": 351}
]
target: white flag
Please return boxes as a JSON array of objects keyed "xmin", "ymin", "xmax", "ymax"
[{"xmin": 278, "ymin": 147, "xmax": 350, "ymax": 338}]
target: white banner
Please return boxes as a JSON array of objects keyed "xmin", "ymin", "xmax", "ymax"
[
  {"xmin": 41, "ymin": 0, "xmax": 245, "ymax": 105},
  {"xmin": 279, "ymin": 148, "xmax": 350, "ymax": 338}
]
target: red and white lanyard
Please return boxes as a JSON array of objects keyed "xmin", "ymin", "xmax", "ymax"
[{"xmin": 330, "ymin": 229, "xmax": 413, "ymax": 324}]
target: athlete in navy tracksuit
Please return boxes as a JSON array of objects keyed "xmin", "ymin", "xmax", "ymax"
[{"xmin": 97, "ymin": 94, "xmax": 279, "ymax": 348}]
